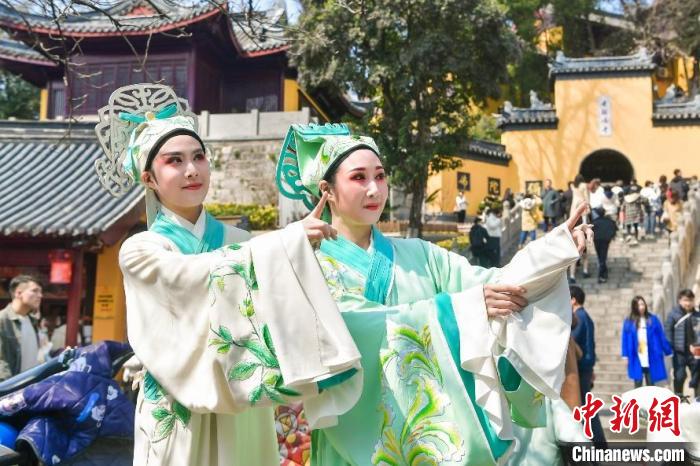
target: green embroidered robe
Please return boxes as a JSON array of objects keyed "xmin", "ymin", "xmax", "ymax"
[{"xmin": 311, "ymin": 224, "xmax": 581, "ymax": 466}]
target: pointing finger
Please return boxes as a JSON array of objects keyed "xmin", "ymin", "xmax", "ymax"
[{"xmin": 309, "ymin": 191, "xmax": 329, "ymax": 219}]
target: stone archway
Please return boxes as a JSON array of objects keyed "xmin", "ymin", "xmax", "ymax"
[{"xmin": 579, "ymin": 149, "xmax": 634, "ymax": 184}]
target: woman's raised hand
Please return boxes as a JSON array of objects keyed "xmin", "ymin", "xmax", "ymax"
[
  {"xmin": 566, "ymin": 202, "xmax": 594, "ymax": 254},
  {"xmin": 301, "ymin": 191, "xmax": 338, "ymax": 246},
  {"xmin": 483, "ymin": 284, "xmax": 528, "ymax": 318}
]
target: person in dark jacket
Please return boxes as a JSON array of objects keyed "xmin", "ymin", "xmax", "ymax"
[
  {"xmin": 570, "ymin": 285, "xmax": 606, "ymax": 448},
  {"xmin": 669, "ymin": 169, "xmax": 689, "ymax": 201},
  {"xmin": 561, "ymin": 182, "xmax": 573, "ymax": 223},
  {"xmin": 664, "ymin": 288, "xmax": 700, "ymax": 396},
  {"xmin": 591, "ymin": 207, "xmax": 617, "ymax": 284},
  {"xmin": 541, "ymin": 179, "xmax": 561, "ymax": 231},
  {"xmin": 621, "ymin": 296, "xmax": 672, "ymax": 387},
  {"xmin": 468, "ymin": 216, "xmax": 490, "ymax": 266}
]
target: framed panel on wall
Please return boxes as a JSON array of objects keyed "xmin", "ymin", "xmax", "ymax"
[
  {"xmin": 457, "ymin": 172, "xmax": 471, "ymax": 192},
  {"xmin": 487, "ymin": 177, "xmax": 501, "ymax": 196},
  {"xmin": 525, "ymin": 180, "xmax": 543, "ymax": 197}
]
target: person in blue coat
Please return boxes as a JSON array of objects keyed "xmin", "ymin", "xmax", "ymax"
[{"xmin": 621, "ymin": 295, "xmax": 673, "ymax": 387}]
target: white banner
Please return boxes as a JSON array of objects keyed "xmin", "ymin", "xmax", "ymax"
[{"xmin": 598, "ymin": 95, "xmax": 612, "ymax": 136}]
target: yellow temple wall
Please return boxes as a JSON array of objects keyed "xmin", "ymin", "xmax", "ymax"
[
  {"xmin": 502, "ymin": 74, "xmax": 700, "ymax": 191},
  {"xmin": 426, "ymin": 159, "xmax": 517, "ymax": 215},
  {"xmin": 91, "ymin": 242, "xmax": 127, "ymax": 343}
]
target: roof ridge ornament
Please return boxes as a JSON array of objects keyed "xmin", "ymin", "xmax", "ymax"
[{"xmin": 93, "ymin": 83, "xmax": 197, "ymax": 197}]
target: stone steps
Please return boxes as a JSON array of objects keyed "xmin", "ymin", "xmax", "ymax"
[{"xmin": 571, "ymin": 234, "xmax": 676, "ymax": 437}]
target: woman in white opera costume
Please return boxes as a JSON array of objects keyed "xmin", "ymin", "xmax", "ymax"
[{"xmin": 94, "ymin": 84, "xmax": 363, "ymax": 466}]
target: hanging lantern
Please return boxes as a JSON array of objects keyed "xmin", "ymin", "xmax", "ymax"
[{"xmin": 48, "ymin": 250, "xmax": 73, "ymax": 284}]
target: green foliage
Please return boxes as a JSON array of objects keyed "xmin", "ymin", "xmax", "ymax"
[
  {"xmin": 205, "ymin": 203, "xmax": 278, "ymax": 230},
  {"xmin": 435, "ymin": 236, "xmax": 470, "ymax": 255},
  {"xmin": 477, "ymin": 195, "xmax": 503, "ymax": 215},
  {"xmin": 291, "ymin": 0, "xmax": 518, "ymax": 235},
  {"xmin": 0, "ymin": 71, "xmax": 39, "ymax": 119},
  {"xmin": 469, "ymin": 111, "xmax": 502, "ymax": 143}
]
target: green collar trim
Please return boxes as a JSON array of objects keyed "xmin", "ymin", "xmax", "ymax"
[{"xmin": 149, "ymin": 210, "xmax": 225, "ymax": 254}]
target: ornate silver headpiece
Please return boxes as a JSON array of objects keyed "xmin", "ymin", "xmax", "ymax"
[{"xmin": 94, "ymin": 83, "xmax": 197, "ymax": 197}]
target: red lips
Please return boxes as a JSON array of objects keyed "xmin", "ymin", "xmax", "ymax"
[
  {"xmin": 182, "ymin": 183, "xmax": 202, "ymax": 190},
  {"xmin": 364, "ymin": 204, "xmax": 380, "ymax": 210}
]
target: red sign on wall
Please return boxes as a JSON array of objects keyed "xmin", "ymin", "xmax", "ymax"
[{"xmin": 48, "ymin": 250, "xmax": 73, "ymax": 284}]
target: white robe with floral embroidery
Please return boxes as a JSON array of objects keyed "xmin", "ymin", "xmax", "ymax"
[{"xmin": 120, "ymin": 211, "xmax": 361, "ymax": 466}]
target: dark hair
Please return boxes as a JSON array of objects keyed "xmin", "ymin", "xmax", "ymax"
[
  {"xmin": 574, "ymin": 174, "xmax": 585, "ymax": 185},
  {"xmin": 645, "ymin": 180, "xmax": 653, "ymax": 187},
  {"xmin": 677, "ymin": 288, "xmax": 695, "ymax": 300},
  {"xmin": 321, "ymin": 145, "xmax": 381, "ymax": 190},
  {"xmin": 570, "ymin": 285, "xmax": 585, "ymax": 305},
  {"xmin": 8, "ymin": 275, "xmax": 41, "ymax": 297},
  {"xmin": 144, "ymin": 129, "xmax": 206, "ymax": 173},
  {"xmin": 629, "ymin": 296, "xmax": 649, "ymax": 328},
  {"xmin": 659, "ymin": 175, "xmax": 667, "ymax": 184},
  {"xmin": 674, "ymin": 169, "xmax": 681, "ymax": 176}
]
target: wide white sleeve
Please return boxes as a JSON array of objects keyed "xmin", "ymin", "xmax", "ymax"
[{"xmin": 120, "ymin": 233, "xmax": 316, "ymax": 414}]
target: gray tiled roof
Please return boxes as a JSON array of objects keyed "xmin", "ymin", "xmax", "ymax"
[
  {"xmin": 230, "ymin": 8, "xmax": 288, "ymax": 55},
  {"xmin": 0, "ymin": 139, "xmax": 142, "ymax": 237},
  {"xmin": 465, "ymin": 139, "xmax": 511, "ymax": 162},
  {"xmin": 496, "ymin": 103, "xmax": 558, "ymax": 128},
  {"xmin": 0, "ymin": 0, "xmax": 216, "ymax": 35},
  {"xmin": 549, "ymin": 48, "xmax": 655, "ymax": 76},
  {"xmin": 0, "ymin": 38, "xmax": 52, "ymax": 65},
  {"xmin": 653, "ymin": 95, "xmax": 700, "ymax": 122}
]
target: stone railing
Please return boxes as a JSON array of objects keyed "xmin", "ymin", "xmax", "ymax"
[
  {"xmin": 200, "ymin": 108, "xmax": 313, "ymax": 140},
  {"xmin": 499, "ymin": 203, "xmax": 522, "ymax": 263},
  {"xmin": 651, "ymin": 189, "xmax": 700, "ymax": 321}
]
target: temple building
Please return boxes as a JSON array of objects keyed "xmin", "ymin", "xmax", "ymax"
[{"xmin": 498, "ymin": 48, "xmax": 700, "ymax": 190}]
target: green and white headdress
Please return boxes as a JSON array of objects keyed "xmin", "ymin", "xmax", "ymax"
[
  {"xmin": 276, "ymin": 123, "xmax": 380, "ymax": 210},
  {"xmin": 94, "ymin": 84, "xmax": 201, "ymax": 226}
]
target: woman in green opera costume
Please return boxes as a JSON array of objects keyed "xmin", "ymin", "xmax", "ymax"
[{"xmin": 275, "ymin": 123, "xmax": 593, "ymax": 466}]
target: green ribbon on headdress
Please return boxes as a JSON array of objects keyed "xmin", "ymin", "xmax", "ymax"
[
  {"xmin": 275, "ymin": 123, "xmax": 381, "ymax": 215},
  {"xmin": 120, "ymin": 106, "xmax": 198, "ymax": 183}
]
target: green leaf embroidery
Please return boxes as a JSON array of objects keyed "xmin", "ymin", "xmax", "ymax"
[
  {"xmin": 249, "ymin": 264, "xmax": 259, "ymax": 290},
  {"xmin": 228, "ymin": 360, "xmax": 259, "ymax": 381},
  {"xmin": 216, "ymin": 343, "xmax": 232, "ymax": 354},
  {"xmin": 276, "ymin": 385, "xmax": 302, "ymax": 397},
  {"xmin": 244, "ymin": 340, "xmax": 278, "ymax": 368},
  {"xmin": 153, "ymin": 412, "xmax": 177, "ymax": 442},
  {"xmin": 173, "ymin": 401, "xmax": 191, "ymax": 427},
  {"xmin": 271, "ymin": 372, "xmax": 301, "ymax": 397},
  {"xmin": 216, "ymin": 277, "xmax": 225, "ymax": 291},
  {"xmin": 261, "ymin": 324, "xmax": 276, "ymax": 357},
  {"xmin": 151, "ymin": 407, "xmax": 171, "ymax": 421},
  {"xmin": 218, "ymin": 325, "xmax": 233, "ymax": 343},
  {"xmin": 239, "ymin": 296, "xmax": 255, "ymax": 318},
  {"xmin": 262, "ymin": 384, "xmax": 285, "ymax": 404},
  {"xmin": 227, "ymin": 243, "xmax": 242, "ymax": 250},
  {"xmin": 249, "ymin": 384, "xmax": 264, "ymax": 405},
  {"xmin": 143, "ymin": 372, "xmax": 164, "ymax": 403}
]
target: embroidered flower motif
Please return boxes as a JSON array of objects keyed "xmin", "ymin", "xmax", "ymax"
[
  {"xmin": 208, "ymin": 249, "xmax": 300, "ymax": 406},
  {"xmin": 371, "ymin": 321, "xmax": 464, "ymax": 465}
]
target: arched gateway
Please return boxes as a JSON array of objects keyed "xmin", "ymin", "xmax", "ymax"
[{"xmin": 579, "ymin": 149, "xmax": 634, "ymax": 184}]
